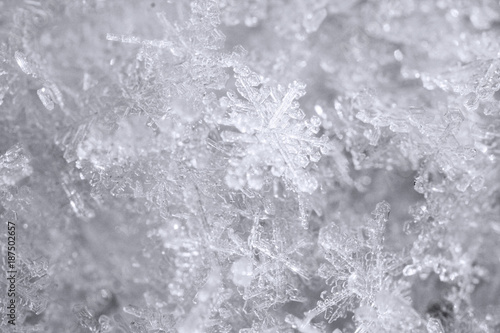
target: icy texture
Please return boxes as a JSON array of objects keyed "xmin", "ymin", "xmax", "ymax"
[
  {"xmin": 0, "ymin": 144, "xmax": 32, "ymax": 187},
  {"xmin": 0, "ymin": 1, "xmax": 500, "ymax": 333}
]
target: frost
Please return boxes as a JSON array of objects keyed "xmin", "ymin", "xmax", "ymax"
[
  {"xmin": 426, "ymin": 318, "xmax": 445, "ymax": 333},
  {"xmin": 218, "ymin": 66, "xmax": 329, "ymax": 193},
  {"xmin": 123, "ymin": 305, "xmax": 177, "ymax": 333},
  {"xmin": 15, "ymin": 51, "xmax": 35, "ymax": 76},
  {"xmin": 16, "ymin": 257, "xmax": 51, "ymax": 316},
  {"xmin": 0, "ymin": 143, "xmax": 33, "ymax": 187},
  {"xmin": 1, "ymin": 0, "xmax": 500, "ymax": 332},
  {"xmin": 305, "ymin": 202, "xmax": 407, "ymax": 325},
  {"xmin": 37, "ymin": 87, "xmax": 54, "ymax": 110}
]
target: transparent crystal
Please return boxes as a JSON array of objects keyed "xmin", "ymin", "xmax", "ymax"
[
  {"xmin": 0, "ymin": 143, "xmax": 33, "ymax": 186},
  {"xmin": 2, "ymin": 0, "xmax": 500, "ymax": 332}
]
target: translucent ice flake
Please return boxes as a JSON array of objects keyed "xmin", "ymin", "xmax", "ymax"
[
  {"xmin": 268, "ymin": 80, "xmax": 307, "ymax": 129},
  {"xmin": 15, "ymin": 257, "xmax": 51, "ymax": 316},
  {"xmin": 227, "ymin": 217, "xmax": 313, "ymax": 313},
  {"xmin": 306, "ymin": 202, "xmax": 406, "ymax": 325},
  {"xmin": 73, "ymin": 304, "xmax": 99, "ymax": 332},
  {"xmin": 36, "ymin": 82, "xmax": 63, "ymax": 110},
  {"xmin": 218, "ymin": 67, "xmax": 328, "ymax": 193},
  {"xmin": 15, "ymin": 51, "xmax": 35, "ymax": 76},
  {"xmin": 444, "ymin": 107, "xmax": 464, "ymax": 127},
  {"xmin": 4, "ymin": 0, "xmax": 500, "ymax": 331},
  {"xmin": 37, "ymin": 87, "xmax": 54, "ymax": 110},
  {"xmin": 123, "ymin": 305, "xmax": 176, "ymax": 332},
  {"xmin": 61, "ymin": 171, "xmax": 95, "ymax": 219},
  {"xmin": 0, "ymin": 143, "xmax": 33, "ymax": 186}
]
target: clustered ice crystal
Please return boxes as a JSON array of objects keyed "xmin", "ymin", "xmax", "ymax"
[{"xmin": 1, "ymin": 0, "xmax": 500, "ymax": 332}]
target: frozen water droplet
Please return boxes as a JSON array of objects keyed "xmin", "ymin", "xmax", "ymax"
[
  {"xmin": 314, "ymin": 104, "xmax": 324, "ymax": 116},
  {"xmin": 394, "ymin": 49, "xmax": 403, "ymax": 61}
]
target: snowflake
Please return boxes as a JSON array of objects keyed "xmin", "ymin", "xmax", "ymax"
[
  {"xmin": 305, "ymin": 202, "xmax": 407, "ymax": 324},
  {"xmin": 218, "ymin": 65, "xmax": 330, "ymax": 194}
]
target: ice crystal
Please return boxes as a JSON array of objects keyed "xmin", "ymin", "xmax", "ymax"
[
  {"xmin": 1, "ymin": 0, "xmax": 500, "ymax": 332},
  {"xmin": 123, "ymin": 305, "xmax": 177, "ymax": 333},
  {"xmin": 0, "ymin": 144, "xmax": 32, "ymax": 187},
  {"xmin": 305, "ymin": 202, "xmax": 407, "ymax": 325},
  {"xmin": 219, "ymin": 66, "xmax": 328, "ymax": 193}
]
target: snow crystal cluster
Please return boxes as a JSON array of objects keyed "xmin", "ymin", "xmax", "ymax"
[{"xmin": 1, "ymin": 0, "xmax": 500, "ymax": 332}]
